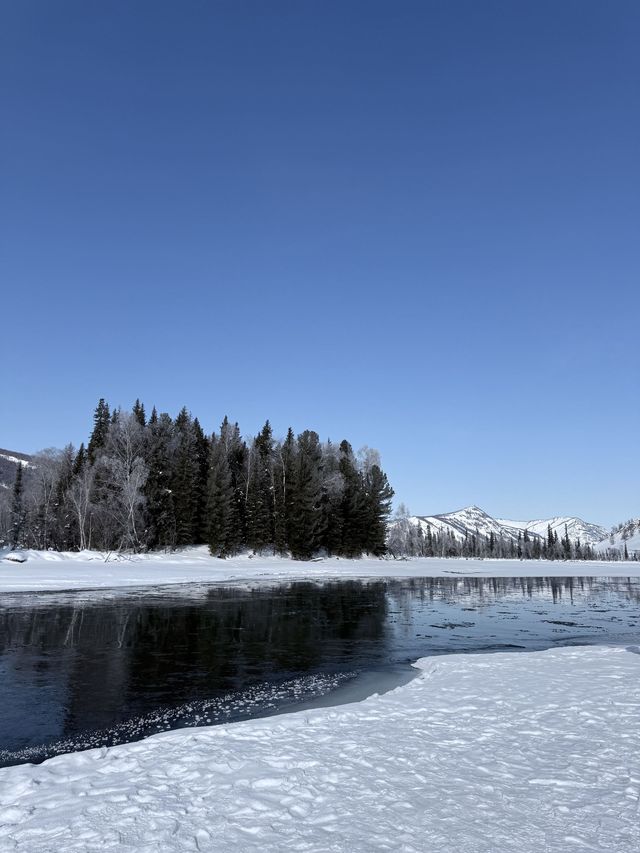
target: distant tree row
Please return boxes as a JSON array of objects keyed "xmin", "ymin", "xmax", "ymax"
[
  {"xmin": 387, "ymin": 505, "xmax": 634, "ymax": 561},
  {"xmin": 1, "ymin": 400, "xmax": 394, "ymax": 560}
]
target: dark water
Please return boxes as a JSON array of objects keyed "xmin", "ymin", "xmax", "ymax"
[{"xmin": 1, "ymin": 576, "xmax": 639, "ymax": 767}]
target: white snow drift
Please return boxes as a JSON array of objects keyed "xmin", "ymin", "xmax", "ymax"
[{"xmin": 0, "ymin": 645, "xmax": 638, "ymax": 852}]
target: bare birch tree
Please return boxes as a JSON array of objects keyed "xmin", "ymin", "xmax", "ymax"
[{"xmin": 101, "ymin": 412, "xmax": 149, "ymax": 551}]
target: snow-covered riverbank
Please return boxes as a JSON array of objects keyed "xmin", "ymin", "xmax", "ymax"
[
  {"xmin": 1, "ymin": 547, "xmax": 640, "ymax": 593},
  {"xmin": 1, "ymin": 645, "xmax": 638, "ymax": 852}
]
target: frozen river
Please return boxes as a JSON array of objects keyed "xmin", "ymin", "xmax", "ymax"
[{"xmin": 1, "ymin": 575, "xmax": 639, "ymax": 766}]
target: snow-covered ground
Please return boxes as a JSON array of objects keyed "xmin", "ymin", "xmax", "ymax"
[
  {"xmin": 1, "ymin": 547, "xmax": 640, "ymax": 593},
  {"xmin": 1, "ymin": 645, "xmax": 638, "ymax": 852}
]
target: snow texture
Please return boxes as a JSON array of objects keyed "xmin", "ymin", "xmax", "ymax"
[
  {"xmin": 1, "ymin": 645, "xmax": 638, "ymax": 852},
  {"xmin": 1, "ymin": 547, "xmax": 640, "ymax": 593}
]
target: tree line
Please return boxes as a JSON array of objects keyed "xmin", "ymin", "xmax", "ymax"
[{"xmin": 1, "ymin": 399, "xmax": 394, "ymax": 560}]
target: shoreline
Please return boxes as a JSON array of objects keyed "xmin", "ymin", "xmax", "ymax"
[{"xmin": 1, "ymin": 547, "xmax": 640, "ymax": 594}]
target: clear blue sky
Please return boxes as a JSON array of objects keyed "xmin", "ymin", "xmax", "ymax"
[{"xmin": 2, "ymin": 1, "xmax": 639, "ymax": 527}]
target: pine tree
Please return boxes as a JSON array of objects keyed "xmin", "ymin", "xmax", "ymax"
[
  {"xmin": 273, "ymin": 427, "xmax": 295, "ymax": 555},
  {"xmin": 132, "ymin": 399, "xmax": 146, "ymax": 427},
  {"xmin": 172, "ymin": 408, "xmax": 200, "ymax": 546},
  {"xmin": 426, "ymin": 525, "xmax": 434, "ymax": 557},
  {"xmin": 338, "ymin": 440, "xmax": 367, "ymax": 557},
  {"xmin": 220, "ymin": 417, "xmax": 247, "ymax": 554},
  {"xmin": 73, "ymin": 443, "xmax": 87, "ymax": 475},
  {"xmin": 205, "ymin": 434, "xmax": 233, "ymax": 556},
  {"xmin": 364, "ymin": 464, "xmax": 394, "ymax": 555},
  {"xmin": 289, "ymin": 431, "xmax": 324, "ymax": 559},
  {"xmin": 9, "ymin": 463, "xmax": 26, "ymax": 549},
  {"xmin": 523, "ymin": 528, "xmax": 531, "ymax": 559},
  {"xmin": 87, "ymin": 399, "xmax": 111, "ymax": 464},
  {"xmin": 192, "ymin": 417, "xmax": 210, "ymax": 543},
  {"xmin": 562, "ymin": 524, "xmax": 572, "ymax": 560},
  {"xmin": 532, "ymin": 535, "xmax": 542, "ymax": 560},
  {"xmin": 245, "ymin": 421, "xmax": 275, "ymax": 552},
  {"xmin": 467, "ymin": 532, "xmax": 475, "ymax": 557},
  {"xmin": 144, "ymin": 412, "xmax": 176, "ymax": 549},
  {"xmin": 546, "ymin": 524, "xmax": 554, "ymax": 559}
]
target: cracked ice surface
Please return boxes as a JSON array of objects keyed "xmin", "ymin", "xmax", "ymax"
[{"xmin": 1, "ymin": 646, "xmax": 639, "ymax": 851}]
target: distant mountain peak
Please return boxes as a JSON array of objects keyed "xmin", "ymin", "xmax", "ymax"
[{"xmin": 446, "ymin": 504, "xmax": 486, "ymax": 516}]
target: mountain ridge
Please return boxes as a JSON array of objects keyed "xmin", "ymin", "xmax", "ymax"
[{"xmin": 412, "ymin": 505, "xmax": 607, "ymax": 546}]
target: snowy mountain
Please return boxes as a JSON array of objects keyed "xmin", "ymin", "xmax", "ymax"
[
  {"xmin": 413, "ymin": 505, "xmax": 516, "ymax": 543},
  {"xmin": 412, "ymin": 505, "xmax": 607, "ymax": 546},
  {"xmin": 0, "ymin": 449, "xmax": 32, "ymax": 490}
]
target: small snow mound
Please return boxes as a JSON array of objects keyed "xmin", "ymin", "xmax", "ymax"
[{"xmin": 3, "ymin": 551, "xmax": 27, "ymax": 564}]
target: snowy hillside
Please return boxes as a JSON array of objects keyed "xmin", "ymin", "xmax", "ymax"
[
  {"xmin": 413, "ymin": 505, "xmax": 606, "ymax": 545},
  {"xmin": 0, "ymin": 449, "xmax": 32, "ymax": 489},
  {"xmin": 496, "ymin": 515, "xmax": 608, "ymax": 546},
  {"xmin": 594, "ymin": 518, "xmax": 640, "ymax": 556}
]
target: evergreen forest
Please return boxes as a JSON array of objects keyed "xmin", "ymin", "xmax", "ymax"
[{"xmin": 1, "ymin": 399, "xmax": 394, "ymax": 560}]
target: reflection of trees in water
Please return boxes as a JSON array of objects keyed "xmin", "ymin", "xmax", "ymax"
[
  {"xmin": 124, "ymin": 580, "xmax": 390, "ymax": 709},
  {"xmin": 0, "ymin": 581, "xmax": 390, "ymax": 739},
  {"xmin": 384, "ymin": 576, "xmax": 640, "ymax": 611}
]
